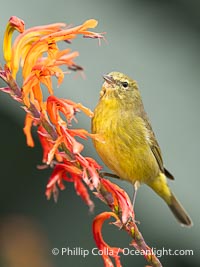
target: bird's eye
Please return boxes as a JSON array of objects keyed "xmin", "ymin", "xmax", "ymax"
[{"xmin": 121, "ymin": 81, "xmax": 128, "ymax": 88}]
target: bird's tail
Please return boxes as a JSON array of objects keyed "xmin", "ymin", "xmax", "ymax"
[
  {"xmin": 168, "ymin": 192, "xmax": 192, "ymax": 227},
  {"xmin": 148, "ymin": 173, "xmax": 192, "ymax": 227}
]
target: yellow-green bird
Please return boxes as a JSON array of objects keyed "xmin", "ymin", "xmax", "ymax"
[{"xmin": 92, "ymin": 71, "xmax": 192, "ymax": 227}]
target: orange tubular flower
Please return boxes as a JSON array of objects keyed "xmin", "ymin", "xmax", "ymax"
[
  {"xmin": 93, "ymin": 212, "xmax": 123, "ymax": 267},
  {"xmin": 23, "ymin": 113, "xmax": 35, "ymax": 147},
  {"xmin": 46, "ymin": 160, "xmax": 94, "ymax": 210},
  {"xmin": 44, "ymin": 95, "xmax": 96, "ymax": 165},
  {"xmin": 99, "ymin": 179, "xmax": 135, "ymax": 224},
  {"xmin": 45, "ymin": 163, "xmax": 75, "ymax": 201},
  {"xmin": 46, "ymin": 96, "xmax": 93, "ymax": 130},
  {"xmin": 46, "ymin": 96, "xmax": 79, "ymax": 131},
  {"xmin": 37, "ymin": 125, "xmax": 62, "ymax": 163},
  {"xmin": 75, "ymin": 154, "xmax": 101, "ymax": 189},
  {"xmin": 73, "ymin": 173, "xmax": 95, "ymax": 212},
  {"xmin": 3, "ymin": 16, "xmax": 25, "ymax": 68}
]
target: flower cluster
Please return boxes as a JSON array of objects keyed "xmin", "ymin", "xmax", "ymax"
[
  {"xmin": 0, "ymin": 17, "xmax": 162, "ymax": 267},
  {"xmin": 1, "ymin": 16, "xmax": 103, "ymax": 210}
]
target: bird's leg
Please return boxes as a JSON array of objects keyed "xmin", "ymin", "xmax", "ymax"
[
  {"xmin": 132, "ymin": 181, "xmax": 140, "ymax": 209},
  {"xmin": 100, "ymin": 172, "xmax": 120, "ymax": 179}
]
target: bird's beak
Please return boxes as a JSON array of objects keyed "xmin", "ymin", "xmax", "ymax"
[{"xmin": 103, "ymin": 74, "xmax": 114, "ymax": 84}]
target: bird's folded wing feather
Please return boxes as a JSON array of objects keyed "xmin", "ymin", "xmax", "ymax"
[{"xmin": 142, "ymin": 113, "xmax": 174, "ymax": 180}]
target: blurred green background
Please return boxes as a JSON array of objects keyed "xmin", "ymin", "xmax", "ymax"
[{"xmin": 0, "ymin": 0, "xmax": 199, "ymax": 266}]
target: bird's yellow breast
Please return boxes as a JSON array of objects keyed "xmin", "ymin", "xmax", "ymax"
[{"xmin": 92, "ymin": 95, "xmax": 159, "ymax": 184}]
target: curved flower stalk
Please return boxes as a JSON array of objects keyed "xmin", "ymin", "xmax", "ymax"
[{"xmin": 0, "ymin": 16, "xmax": 162, "ymax": 267}]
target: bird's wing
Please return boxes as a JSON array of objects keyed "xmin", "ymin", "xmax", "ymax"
[{"xmin": 142, "ymin": 113, "xmax": 174, "ymax": 180}]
